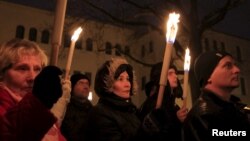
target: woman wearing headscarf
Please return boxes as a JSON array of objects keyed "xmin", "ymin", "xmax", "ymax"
[{"xmin": 85, "ymin": 57, "xmax": 141, "ymax": 141}]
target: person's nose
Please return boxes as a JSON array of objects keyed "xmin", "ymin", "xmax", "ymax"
[
  {"xmin": 27, "ymin": 70, "xmax": 38, "ymax": 82},
  {"xmin": 125, "ymin": 80, "xmax": 131, "ymax": 88},
  {"xmin": 234, "ymin": 65, "xmax": 240, "ymax": 74},
  {"xmin": 174, "ymin": 73, "xmax": 177, "ymax": 78}
]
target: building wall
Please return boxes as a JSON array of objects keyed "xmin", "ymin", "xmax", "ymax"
[
  {"xmin": 1, "ymin": 1, "xmax": 249, "ymax": 107},
  {"xmin": 0, "ymin": 1, "xmax": 156, "ymax": 107}
]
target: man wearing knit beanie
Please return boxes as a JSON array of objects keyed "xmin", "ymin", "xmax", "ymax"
[
  {"xmin": 70, "ymin": 73, "xmax": 90, "ymax": 93},
  {"xmin": 194, "ymin": 51, "xmax": 232, "ymax": 88},
  {"xmin": 61, "ymin": 73, "xmax": 93, "ymax": 141},
  {"xmin": 183, "ymin": 51, "xmax": 250, "ymax": 141}
]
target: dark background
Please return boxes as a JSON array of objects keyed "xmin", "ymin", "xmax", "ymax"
[{"xmin": 4, "ymin": 0, "xmax": 250, "ymax": 40}]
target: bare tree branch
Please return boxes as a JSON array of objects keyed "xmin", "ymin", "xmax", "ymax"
[
  {"xmin": 200, "ymin": 0, "xmax": 244, "ymax": 31},
  {"xmin": 83, "ymin": 0, "xmax": 164, "ymax": 34}
]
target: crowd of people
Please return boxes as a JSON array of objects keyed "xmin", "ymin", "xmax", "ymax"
[{"xmin": 0, "ymin": 38, "xmax": 249, "ymax": 141}]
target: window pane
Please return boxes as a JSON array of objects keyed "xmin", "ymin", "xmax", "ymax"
[
  {"xmin": 125, "ymin": 46, "xmax": 130, "ymax": 55},
  {"xmin": 86, "ymin": 38, "xmax": 93, "ymax": 51},
  {"xmin": 29, "ymin": 28, "xmax": 37, "ymax": 41},
  {"xmin": 105, "ymin": 42, "xmax": 112, "ymax": 55},
  {"xmin": 16, "ymin": 25, "xmax": 25, "ymax": 39},
  {"xmin": 41, "ymin": 30, "xmax": 50, "ymax": 44},
  {"xmin": 141, "ymin": 45, "xmax": 145, "ymax": 57},
  {"xmin": 115, "ymin": 44, "xmax": 121, "ymax": 56}
]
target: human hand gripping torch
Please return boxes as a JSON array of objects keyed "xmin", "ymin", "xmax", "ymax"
[
  {"xmin": 182, "ymin": 48, "xmax": 191, "ymax": 108},
  {"xmin": 64, "ymin": 27, "xmax": 83, "ymax": 79},
  {"xmin": 156, "ymin": 12, "xmax": 180, "ymax": 109}
]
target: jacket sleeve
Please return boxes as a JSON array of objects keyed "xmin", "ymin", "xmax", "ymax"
[{"xmin": 0, "ymin": 94, "xmax": 57, "ymax": 141}]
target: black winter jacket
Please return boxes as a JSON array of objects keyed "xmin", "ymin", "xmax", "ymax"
[
  {"xmin": 85, "ymin": 94, "xmax": 141, "ymax": 141},
  {"xmin": 61, "ymin": 96, "xmax": 93, "ymax": 141},
  {"xmin": 183, "ymin": 89, "xmax": 250, "ymax": 141},
  {"xmin": 139, "ymin": 85, "xmax": 182, "ymax": 141}
]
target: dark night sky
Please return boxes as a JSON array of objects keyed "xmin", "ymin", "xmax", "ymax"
[
  {"xmin": 198, "ymin": 0, "xmax": 250, "ymax": 40},
  {"xmin": 3, "ymin": 0, "xmax": 250, "ymax": 40}
]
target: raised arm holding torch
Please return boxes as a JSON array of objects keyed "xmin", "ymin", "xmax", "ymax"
[
  {"xmin": 156, "ymin": 12, "xmax": 180, "ymax": 109},
  {"xmin": 182, "ymin": 48, "xmax": 191, "ymax": 108},
  {"xmin": 65, "ymin": 27, "xmax": 83, "ymax": 79}
]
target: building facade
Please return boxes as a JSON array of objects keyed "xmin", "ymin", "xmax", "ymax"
[{"xmin": 1, "ymin": 1, "xmax": 249, "ymax": 107}]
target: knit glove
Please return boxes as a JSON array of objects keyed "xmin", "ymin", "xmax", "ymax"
[
  {"xmin": 61, "ymin": 79, "xmax": 71, "ymax": 102},
  {"xmin": 51, "ymin": 79, "xmax": 71, "ymax": 126},
  {"xmin": 32, "ymin": 66, "xmax": 63, "ymax": 109}
]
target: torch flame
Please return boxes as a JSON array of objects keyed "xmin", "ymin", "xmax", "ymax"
[
  {"xmin": 184, "ymin": 48, "xmax": 191, "ymax": 71},
  {"xmin": 71, "ymin": 27, "xmax": 83, "ymax": 41},
  {"xmin": 166, "ymin": 12, "xmax": 180, "ymax": 43}
]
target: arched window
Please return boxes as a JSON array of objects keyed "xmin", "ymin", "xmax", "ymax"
[
  {"xmin": 124, "ymin": 46, "xmax": 130, "ymax": 55},
  {"xmin": 86, "ymin": 38, "xmax": 93, "ymax": 51},
  {"xmin": 149, "ymin": 41, "xmax": 154, "ymax": 53},
  {"xmin": 220, "ymin": 42, "xmax": 225, "ymax": 51},
  {"xmin": 115, "ymin": 44, "xmax": 121, "ymax": 56},
  {"xmin": 141, "ymin": 45, "xmax": 145, "ymax": 57},
  {"xmin": 29, "ymin": 28, "xmax": 37, "ymax": 41},
  {"xmin": 41, "ymin": 30, "xmax": 50, "ymax": 44},
  {"xmin": 16, "ymin": 25, "xmax": 25, "ymax": 39},
  {"xmin": 105, "ymin": 42, "xmax": 112, "ymax": 55}
]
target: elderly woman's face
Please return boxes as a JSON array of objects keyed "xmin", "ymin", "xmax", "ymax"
[
  {"xmin": 3, "ymin": 54, "xmax": 42, "ymax": 97},
  {"xmin": 112, "ymin": 71, "xmax": 131, "ymax": 99}
]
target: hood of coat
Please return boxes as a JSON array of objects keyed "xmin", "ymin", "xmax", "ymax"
[{"xmin": 94, "ymin": 57, "xmax": 138, "ymax": 98}]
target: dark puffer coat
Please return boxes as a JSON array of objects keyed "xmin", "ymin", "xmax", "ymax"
[{"xmin": 85, "ymin": 94, "xmax": 141, "ymax": 141}]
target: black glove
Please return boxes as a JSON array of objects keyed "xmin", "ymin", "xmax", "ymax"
[{"xmin": 32, "ymin": 66, "xmax": 63, "ymax": 109}]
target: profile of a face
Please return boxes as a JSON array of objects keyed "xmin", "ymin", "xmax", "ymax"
[
  {"xmin": 208, "ymin": 56, "xmax": 240, "ymax": 89},
  {"xmin": 168, "ymin": 68, "xmax": 178, "ymax": 89}
]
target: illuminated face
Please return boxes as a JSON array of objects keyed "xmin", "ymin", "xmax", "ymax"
[
  {"xmin": 208, "ymin": 56, "xmax": 240, "ymax": 89},
  {"xmin": 73, "ymin": 79, "xmax": 90, "ymax": 99},
  {"xmin": 3, "ymin": 55, "xmax": 42, "ymax": 97},
  {"xmin": 168, "ymin": 68, "xmax": 178, "ymax": 89},
  {"xmin": 112, "ymin": 71, "xmax": 131, "ymax": 99}
]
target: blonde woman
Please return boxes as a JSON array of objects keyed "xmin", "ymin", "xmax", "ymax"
[{"xmin": 0, "ymin": 38, "xmax": 69, "ymax": 141}]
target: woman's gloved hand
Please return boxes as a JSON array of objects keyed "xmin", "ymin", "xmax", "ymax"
[
  {"xmin": 32, "ymin": 66, "xmax": 63, "ymax": 109},
  {"xmin": 61, "ymin": 78, "xmax": 71, "ymax": 101}
]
